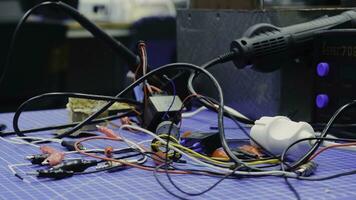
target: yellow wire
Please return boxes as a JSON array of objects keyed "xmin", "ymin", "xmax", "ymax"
[
  {"xmin": 246, "ymin": 159, "xmax": 280, "ymax": 165},
  {"xmin": 170, "ymin": 143, "xmax": 280, "ymax": 166},
  {"xmin": 171, "ymin": 143, "xmax": 229, "ymax": 165}
]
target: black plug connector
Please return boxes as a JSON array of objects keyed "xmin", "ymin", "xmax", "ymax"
[
  {"xmin": 36, "ymin": 169, "xmax": 74, "ymax": 179},
  {"xmin": 61, "ymin": 140, "xmax": 85, "ymax": 151},
  {"xmin": 51, "ymin": 159, "xmax": 98, "ymax": 172},
  {"xmin": 26, "ymin": 154, "xmax": 49, "ymax": 165}
]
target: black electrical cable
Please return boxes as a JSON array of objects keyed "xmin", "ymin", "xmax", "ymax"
[
  {"xmin": 284, "ymin": 177, "xmax": 301, "ymax": 200},
  {"xmin": 200, "ymin": 95, "xmax": 279, "ymax": 159},
  {"xmin": 27, "ymin": 63, "xmax": 256, "ymax": 200},
  {"xmin": 280, "ymin": 131, "xmax": 356, "ymax": 200},
  {"xmin": 0, "ymin": 1, "xmax": 141, "ymax": 136},
  {"xmin": 317, "ymin": 128, "xmax": 356, "ymax": 139},
  {"xmin": 154, "ymin": 162, "xmax": 241, "ymax": 198},
  {"xmin": 161, "ymin": 75, "xmax": 176, "ymax": 120},
  {"xmin": 312, "ymin": 122, "xmax": 356, "ymax": 139},
  {"xmin": 281, "ymin": 136, "xmax": 356, "ymax": 170},
  {"xmin": 94, "ymin": 148, "xmax": 223, "ymax": 177},
  {"xmin": 0, "ymin": 110, "xmax": 136, "ymax": 137},
  {"xmin": 87, "ymin": 140, "xmax": 356, "ymax": 183},
  {"xmin": 157, "ymin": 93, "xmax": 307, "ymax": 198},
  {"xmin": 1, "ymin": 1, "xmax": 141, "ymax": 135},
  {"xmin": 155, "ymin": 91, "xmax": 262, "ymax": 198},
  {"xmin": 4, "ymin": 0, "xmax": 245, "ymax": 167},
  {"xmin": 312, "ymin": 123, "xmax": 356, "ymax": 128},
  {"xmin": 279, "ymin": 137, "xmax": 356, "ymax": 182},
  {"xmin": 177, "ymin": 94, "xmax": 283, "ymax": 167},
  {"xmin": 283, "ymin": 100, "xmax": 356, "ymax": 170},
  {"xmin": 0, "ymin": 1, "xmax": 51, "ymax": 87},
  {"xmin": 67, "ymin": 62, "xmax": 258, "ymax": 198},
  {"xmin": 193, "ymin": 96, "xmax": 254, "ymax": 124},
  {"xmin": 12, "ymin": 92, "xmax": 141, "ymax": 137},
  {"xmin": 273, "ymin": 101, "xmax": 356, "ymax": 200},
  {"xmin": 279, "ymin": 136, "xmax": 356, "ymax": 199},
  {"xmin": 1, "ymin": 1, "xmax": 139, "ymax": 88},
  {"xmin": 72, "ymin": 146, "xmax": 136, "ymax": 155},
  {"xmin": 298, "ymin": 169, "xmax": 356, "ymax": 181},
  {"xmin": 77, "ymin": 152, "xmax": 145, "ymax": 175},
  {"xmin": 186, "ymin": 51, "xmax": 255, "ymax": 125},
  {"xmin": 170, "ymin": 166, "xmax": 240, "ymax": 179},
  {"xmin": 25, "ymin": 92, "xmax": 140, "ymax": 105},
  {"xmin": 153, "ymin": 170, "xmax": 188, "ymax": 200},
  {"xmin": 74, "ymin": 167, "xmax": 110, "ymax": 176},
  {"xmin": 140, "ymin": 160, "xmax": 241, "ymax": 179},
  {"xmin": 2, "ymin": 1, "xmax": 140, "ymax": 85},
  {"xmin": 56, "ymin": 63, "xmax": 250, "ymax": 171}
]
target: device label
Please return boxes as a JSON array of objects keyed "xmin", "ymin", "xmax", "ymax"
[{"xmin": 321, "ymin": 42, "xmax": 356, "ymax": 58}]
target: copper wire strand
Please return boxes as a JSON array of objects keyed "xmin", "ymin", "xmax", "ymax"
[{"xmin": 149, "ymin": 85, "xmax": 162, "ymax": 93}]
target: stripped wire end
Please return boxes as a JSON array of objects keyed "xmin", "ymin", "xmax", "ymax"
[
  {"xmin": 119, "ymin": 117, "xmax": 139, "ymax": 133},
  {"xmin": 96, "ymin": 125, "xmax": 121, "ymax": 139}
]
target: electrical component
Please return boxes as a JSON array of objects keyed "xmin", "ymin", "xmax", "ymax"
[
  {"xmin": 61, "ymin": 140, "xmax": 85, "ymax": 151},
  {"xmin": 155, "ymin": 121, "xmax": 180, "ymax": 140},
  {"xmin": 104, "ymin": 146, "xmax": 114, "ymax": 158},
  {"xmin": 295, "ymin": 161, "xmax": 318, "ymax": 177},
  {"xmin": 151, "ymin": 134, "xmax": 182, "ymax": 162},
  {"xmin": 250, "ymin": 116, "xmax": 315, "ymax": 158},
  {"xmin": 33, "ymin": 169, "xmax": 74, "ymax": 179},
  {"xmin": 230, "ymin": 10, "xmax": 356, "ymax": 72},
  {"xmin": 312, "ymin": 30, "xmax": 356, "ymax": 125},
  {"xmin": 152, "ymin": 120, "xmax": 182, "ymax": 165},
  {"xmin": 143, "ymin": 95, "xmax": 183, "ymax": 132},
  {"xmin": 180, "ymin": 131, "xmax": 221, "ymax": 156},
  {"xmin": 42, "ymin": 152, "xmax": 65, "ymax": 166},
  {"xmin": 51, "ymin": 159, "xmax": 98, "ymax": 173},
  {"xmin": 39, "ymin": 145, "xmax": 65, "ymax": 166},
  {"xmin": 26, "ymin": 154, "xmax": 49, "ymax": 165}
]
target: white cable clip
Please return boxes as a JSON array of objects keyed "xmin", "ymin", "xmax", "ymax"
[{"xmin": 250, "ymin": 116, "xmax": 315, "ymax": 159}]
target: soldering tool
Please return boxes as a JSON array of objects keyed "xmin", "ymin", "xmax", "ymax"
[{"xmin": 230, "ymin": 10, "xmax": 356, "ymax": 72}]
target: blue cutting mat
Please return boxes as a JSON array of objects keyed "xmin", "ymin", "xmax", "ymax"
[{"xmin": 1, "ymin": 109, "xmax": 356, "ymax": 200}]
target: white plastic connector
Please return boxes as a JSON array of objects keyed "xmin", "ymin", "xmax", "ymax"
[{"xmin": 250, "ymin": 116, "xmax": 315, "ymax": 159}]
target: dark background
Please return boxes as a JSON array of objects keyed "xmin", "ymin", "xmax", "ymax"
[
  {"xmin": 0, "ymin": 0, "xmax": 177, "ymax": 112},
  {"xmin": 0, "ymin": 0, "xmax": 354, "ymax": 113}
]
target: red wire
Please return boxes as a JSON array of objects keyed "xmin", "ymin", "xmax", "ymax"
[
  {"xmin": 309, "ymin": 142, "xmax": 356, "ymax": 161},
  {"xmin": 74, "ymin": 136, "xmax": 190, "ymax": 174}
]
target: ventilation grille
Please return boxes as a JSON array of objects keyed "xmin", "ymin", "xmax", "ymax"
[{"xmin": 253, "ymin": 36, "xmax": 287, "ymax": 56}]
